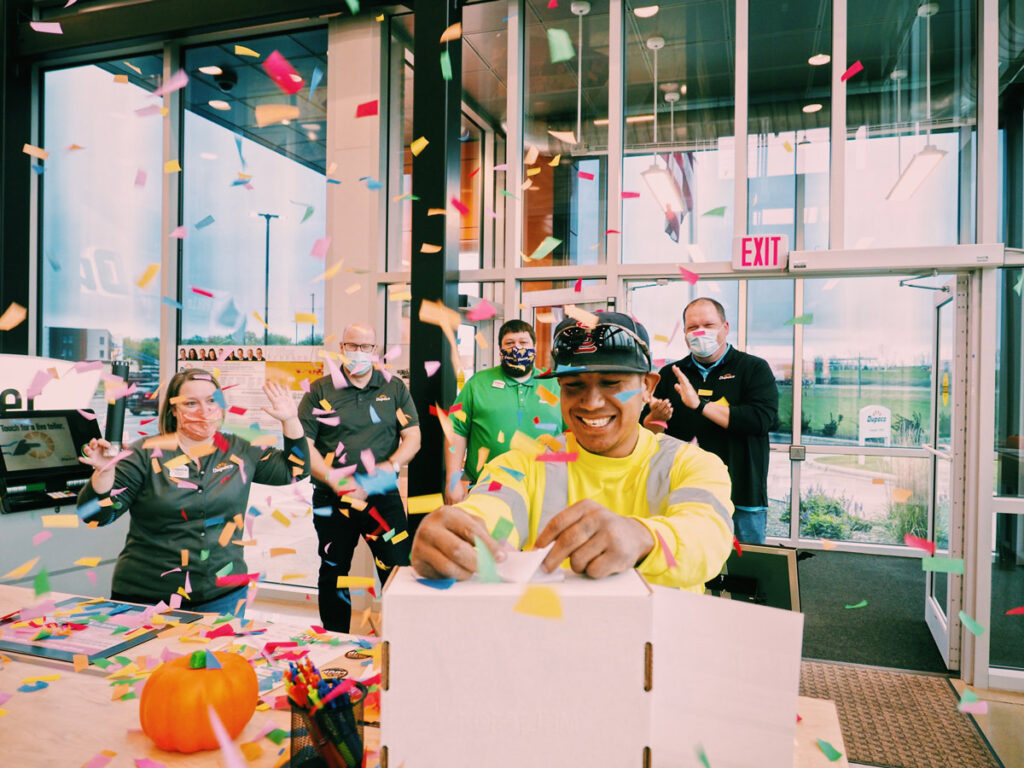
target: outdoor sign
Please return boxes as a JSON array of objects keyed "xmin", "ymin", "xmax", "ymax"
[
  {"xmin": 858, "ymin": 405, "xmax": 892, "ymax": 446},
  {"xmin": 732, "ymin": 234, "xmax": 789, "ymax": 270}
]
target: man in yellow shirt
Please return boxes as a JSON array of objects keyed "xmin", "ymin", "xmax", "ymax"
[{"xmin": 411, "ymin": 312, "xmax": 734, "ymax": 591}]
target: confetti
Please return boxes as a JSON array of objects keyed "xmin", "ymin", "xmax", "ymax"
[
  {"xmin": 816, "ymin": 739, "xmax": 842, "ymax": 762},
  {"xmin": 474, "ymin": 536, "xmax": 502, "ymax": 583},
  {"xmin": 163, "ymin": 159, "xmax": 182, "ymax": 174},
  {"xmin": 1006, "ymin": 605, "xmax": 1024, "ymax": 615},
  {"xmin": 841, "ymin": 60, "xmax": 864, "ymax": 81},
  {"xmin": 466, "ymin": 298, "xmax": 496, "ymax": 321},
  {"xmin": 417, "ymin": 577, "xmax": 456, "ymax": 590},
  {"xmin": 29, "ymin": 21, "xmax": 63, "ymax": 34},
  {"xmin": 420, "ymin": 243, "xmax": 442, "ymax": 254},
  {"xmin": 410, "ymin": 136, "xmax": 429, "ymax": 156},
  {"xmin": 254, "ymin": 104, "xmax": 300, "ymax": 127},
  {"xmin": 0, "ymin": 302, "xmax": 27, "ymax": 331},
  {"xmin": 784, "ymin": 314, "xmax": 814, "ymax": 326},
  {"xmin": 844, "ymin": 599, "xmax": 868, "ymax": 610},
  {"xmin": 546, "ymin": 28, "xmax": 575, "ymax": 63},
  {"xmin": 41, "ymin": 514, "xmax": 79, "ymax": 528},
  {"xmin": 527, "ymin": 236, "xmax": 562, "ymax": 261},
  {"xmin": 702, "ymin": 206, "xmax": 727, "ymax": 217},
  {"xmin": 261, "ymin": 50, "xmax": 303, "ymax": 94},
  {"xmin": 440, "ymin": 50, "xmax": 453, "ymax": 81},
  {"xmin": 355, "ymin": 99, "xmax": 379, "ymax": 118},
  {"xmin": 337, "ymin": 576, "xmax": 375, "ymax": 589},
  {"xmin": 678, "ymin": 266, "xmax": 699, "ymax": 285},
  {"xmin": 892, "ymin": 488, "xmax": 913, "ymax": 504},
  {"xmin": 408, "ymin": 493, "xmax": 444, "ymax": 515},
  {"xmin": 3, "ymin": 557, "xmax": 39, "ymax": 580},
  {"xmin": 622, "ymin": 191, "xmax": 641, "ymax": 199},
  {"xmin": 903, "ymin": 534, "xmax": 936, "ymax": 555},
  {"xmin": 921, "ymin": 557, "xmax": 964, "ymax": 574},
  {"xmin": 514, "ymin": 585, "xmax": 563, "ymax": 619},
  {"xmin": 535, "ymin": 452, "xmax": 577, "ymax": 463},
  {"xmin": 153, "ymin": 69, "xmax": 188, "ymax": 97},
  {"xmin": 958, "ymin": 610, "xmax": 985, "ymax": 636}
]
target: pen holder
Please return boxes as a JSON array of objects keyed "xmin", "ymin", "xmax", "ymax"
[{"xmin": 290, "ymin": 681, "xmax": 367, "ymax": 768}]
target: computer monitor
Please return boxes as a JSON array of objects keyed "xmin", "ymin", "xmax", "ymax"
[
  {"xmin": 0, "ymin": 410, "xmax": 101, "ymax": 502},
  {"xmin": 706, "ymin": 544, "xmax": 801, "ymax": 612}
]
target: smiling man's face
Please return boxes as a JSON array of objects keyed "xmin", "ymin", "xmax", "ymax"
[{"xmin": 559, "ymin": 371, "xmax": 660, "ymax": 457}]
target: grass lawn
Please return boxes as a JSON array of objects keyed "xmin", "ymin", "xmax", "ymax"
[
  {"xmin": 777, "ymin": 383, "xmax": 931, "ymax": 442},
  {"xmin": 814, "ymin": 454, "xmax": 895, "ymax": 473}
]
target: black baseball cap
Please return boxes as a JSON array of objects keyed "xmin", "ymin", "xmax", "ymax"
[{"xmin": 538, "ymin": 311, "xmax": 652, "ymax": 378}]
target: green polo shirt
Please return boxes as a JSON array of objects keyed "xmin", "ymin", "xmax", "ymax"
[{"xmin": 452, "ymin": 366, "xmax": 565, "ymax": 483}]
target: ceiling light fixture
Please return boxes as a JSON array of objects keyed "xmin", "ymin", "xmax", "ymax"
[
  {"xmin": 802, "ymin": 103, "xmax": 823, "ymax": 113},
  {"xmin": 568, "ymin": 1, "xmax": 590, "ymax": 148},
  {"xmin": 807, "ymin": 53, "xmax": 830, "ymax": 66},
  {"xmin": 633, "ymin": 4, "xmax": 659, "ymax": 18},
  {"xmin": 208, "ymin": 99, "xmax": 231, "ymax": 110},
  {"xmin": 679, "ymin": 83, "xmax": 687, "ymax": 95},
  {"xmin": 887, "ymin": 3, "xmax": 946, "ymax": 201},
  {"xmin": 198, "ymin": 65, "xmax": 223, "ymax": 76},
  {"xmin": 641, "ymin": 35, "xmax": 686, "ymax": 215}
]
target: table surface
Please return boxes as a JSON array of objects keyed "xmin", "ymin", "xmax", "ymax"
[{"xmin": 0, "ymin": 586, "xmax": 848, "ymax": 767}]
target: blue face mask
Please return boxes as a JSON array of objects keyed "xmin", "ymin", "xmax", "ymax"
[
  {"xmin": 500, "ymin": 346, "xmax": 536, "ymax": 375},
  {"xmin": 687, "ymin": 332, "xmax": 722, "ymax": 359}
]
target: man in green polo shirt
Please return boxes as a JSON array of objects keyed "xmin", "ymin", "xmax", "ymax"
[{"xmin": 443, "ymin": 319, "xmax": 565, "ymax": 504}]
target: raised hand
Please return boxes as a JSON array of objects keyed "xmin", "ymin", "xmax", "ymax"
[
  {"xmin": 261, "ymin": 380, "xmax": 298, "ymax": 423},
  {"xmin": 672, "ymin": 365, "xmax": 701, "ymax": 409}
]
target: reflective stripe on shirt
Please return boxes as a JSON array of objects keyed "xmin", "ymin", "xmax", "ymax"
[{"xmin": 668, "ymin": 487, "xmax": 735, "ymax": 533}]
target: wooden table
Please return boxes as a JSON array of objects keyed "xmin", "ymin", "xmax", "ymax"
[{"xmin": 0, "ymin": 586, "xmax": 846, "ymax": 767}]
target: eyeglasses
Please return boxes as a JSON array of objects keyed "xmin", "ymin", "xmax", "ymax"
[
  {"xmin": 552, "ymin": 323, "xmax": 651, "ymax": 362},
  {"xmin": 343, "ymin": 342, "xmax": 375, "ymax": 353}
]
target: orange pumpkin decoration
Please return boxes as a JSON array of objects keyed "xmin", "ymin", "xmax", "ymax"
[{"xmin": 140, "ymin": 649, "xmax": 258, "ymax": 752}]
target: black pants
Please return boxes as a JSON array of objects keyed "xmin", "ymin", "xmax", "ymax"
[{"xmin": 312, "ymin": 490, "xmax": 411, "ymax": 632}]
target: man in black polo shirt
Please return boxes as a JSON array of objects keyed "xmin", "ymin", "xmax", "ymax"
[
  {"xmin": 642, "ymin": 297, "xmax": 778, "ymax": 543},
  {"xmin": 299, "ymin": 322, "xmax": 421, "ymax": 631}
]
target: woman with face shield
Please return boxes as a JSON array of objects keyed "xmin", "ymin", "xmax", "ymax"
[{"xmin": 76, "ymin": 368, "xmax": 309, "ymax": 616}]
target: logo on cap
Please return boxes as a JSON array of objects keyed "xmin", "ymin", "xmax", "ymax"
[{"xmin": 575, "ymin": 323, "xmax": 598, "ymax": 353}]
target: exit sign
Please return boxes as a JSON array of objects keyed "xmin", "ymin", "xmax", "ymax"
[{"xmin": 733, "ymin": 234, "xmax": 789, "ymax": 270}]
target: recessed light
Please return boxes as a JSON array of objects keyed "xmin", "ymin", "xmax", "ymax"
[
  {"xmin": 808, "ymin": 53, "xmax": 830, "ymax": 66},
  {"xmin": 679, "ymin": 84, "xmax": 687, "ymax": 95},
  {"xmin": 802, "ymin": 103, "xmax": 823, "ymax": 113},
  {"xmin": 199, "ymin": 65, "xmax": 223, "ymax": 76},
  {"xmin": 306, "ymin": 131, "xmax": 318, "ymax": 141},
  {"xmin": 301, "ymin": 123, "xmax": 322, "ymax": 130},
  {"xmin": 208, "ymin": 99, "xmax": 231, "ymax": 110},
  {"xmin": 633, "ymin": 5, "xmax": 659, "ymax": 18}
]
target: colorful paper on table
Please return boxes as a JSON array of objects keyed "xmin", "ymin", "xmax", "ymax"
[
  {"xmin": 410, "ymin": 136, "xmax": 429, "ymax": 156},
  {"xmin": 816, "ymin": 739, "xmax": 842, "ymax": 762},
  {"xmin": 841, "ymin": 60, "xmax": 864, "ymax": 81},
  {"xmin": 207, "ymin": 705, "xmax": 246, "ymax": 768},
  {"xmin": 921, "ymin": 556, "xmax": 964, "ymax": 574},
  {"xmin": 527, "ymin": 236, "xmax": 562, "ymax": 261},
  {"xmin": 958, "ymin": 610, "xmax": 985, "ymax": 636},
  {"xmin": 546, "ymin": 28, "xmax": 575, "ymax": 63},
  {"xmin": 784, "ymin": 314, "xmax": 814, "ymax": 326},
  {"xmin": 0, "ymin": 302, "xmax": 27, "ymax": 331},
  {"xmin": 903, "ymin": 533, "xmax": 936, "ymax": 555},
  {"xmin": 678, "ymin": 266, "xmax": 699, "ymax": 285},
  {"xmin": 81, "ymin": 751, "xmax": 118, "ymax": 768},
  {"xmin": 514, "ymin": 585, "xmax": 562, "ymax": 619},
  {"xmin": 355, "ymin": 99, "xmax": 379, "ymax": 118}
]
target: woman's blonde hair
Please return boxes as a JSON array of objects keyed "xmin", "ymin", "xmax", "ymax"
[{"xmin": 159, "ymin": 368, "xmax": 223, "ymax": 434}]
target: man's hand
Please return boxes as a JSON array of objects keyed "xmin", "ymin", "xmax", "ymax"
[
  {"xmin": 443, "ymin": 481, "xmax": 468, "ymax": 506},
  {"xmin": 646, "ymin": 398, "xmax": 674, "ymax": 422},
  {"xmin": 535, "ymin": 499, "xmax": 655, "ymax": 579},
  {"xmin": 411, "ymin": 506, "xmax": 506, "ymax": 580},
  {"xmin": 672, "ymin": 365, "xmax": 701, "ymax": 409}
]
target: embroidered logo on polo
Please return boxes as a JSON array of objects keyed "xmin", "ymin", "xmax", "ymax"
[
  {"xmin": 375, "ymin": 394, "xmax": 392, "ymax": 402},
  {"xmin": 718, "ymin": 373, "xmax": 736, "ymax": 380},
  {"xmin": 212, "ymin": 462, "xmax": 234, "ymax": 473}
]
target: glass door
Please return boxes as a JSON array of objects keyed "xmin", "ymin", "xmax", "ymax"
[{"xmin": 924, "ymin": 276, "xmax": 966, "ymax": 669}]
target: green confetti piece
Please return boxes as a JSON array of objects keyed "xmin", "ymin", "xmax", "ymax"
[
  {"xmin": 32, "ymin": 629, "xmax": 51, "ymax": 641},
  {"xmin": 33, "ymin": 569, "xmax": 50, "ymax": 597},
  {"xmin": 343, "ymin": 0, "xmax": 359, "ymax": 13},
  {"xmin": 474, "ymin": 535, "xmax": 502, "ymax": 583},
  {"xmin": 91, "ymin": 613, "xmax": 109, "ymax": 623},
  {"xmin": 383, "ymin": 529, "xmax": 395, "ymax": 542},
  {"xmin": 216, "ymin": 561, "xmax": 234, "ymax": 577},
  {"xmin": 266, "ymin": 728, "xmax": 289, "ymax": 746},
  {"xmin": 844, "ymin": 599, "xmax": 868, "ymax": 609},
  {"xmin": 113, "ymin": 655, "xmax": 132, "ymax": 667},
  {"xmin": 119, "ymin": 691, "xmax": 137, "ymax": 701},
  {"xmin": 527, "ymin": 235, "xmax": 563, "ymax": 261},
  {"xmin": 702, "ymin": 206, "xmax": 727, "ymax": 217},
  {"xmin": 491, "ymin": 517, "xmax": 515, "ymax": 543},
  {"xmin": 200, "ymin": 549, "xmax": 210, "ymax": 561},
  {"xmin": 440, "ymin": 50, "xmax": 452, "ymax": 81},
  {"xmin": 922, "ymin": 556, "xmax": 964, "ymax": 574},
  {"xmin": 784, "ymin": 313, "xmax": 814, "ymax": 326},
  {"xmin": 696, "ymin": 745, "xmax": 711, "ymax": 768},
  {"xmin": 958, "ymin": 610, "xmax": 986, "ymax": 636},
  {"xmin": 816, "ymin": 738, "xmax": 842, "ymax": 762},
  {"xmin": 499, "ymin": 189, "xmax": 518, "ymax": 198},
  {"xmin": 92, "ymin": 658, "xmax": 114, "ymax": 669},
  {"xmin": 1014, "ymin": 273, "xmax": 1024, "ymax": 296},
  {"xmin": 959, "ymin": 688, "xmax": 979, "ymax": 705},
  {"xmin": 547, "ymin": 28, "xmax": 575, "ymax": 63},
  {"xmin": 213, "ymin": 614, "xmax": 234, "ymax": 624},
  {"xmin": 110, "ymin": 626, "xmax": 129, "ymax": 635}
]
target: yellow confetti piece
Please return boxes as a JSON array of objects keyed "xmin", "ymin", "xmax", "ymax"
[
  {"xmin": 497, "ymin": 430, "xmax": 505, "ymax": 443},
  {"xmin": 218, "ymin": 521, "xmax": 237, "ymax": 547},
  {"xmin": 397, "ymin": 408, "xmax": 410, "ymax": 427},
  {"xmin": 294, "ymin": 312, "xmax": 317, "ymax": 324},
  {"xmin": 113, "ymin": 74, "xmax": 129, "ymax": 83},
  {"xmin": 521, "ymin": 179, "xmax": 534, "ymax": 191},
  {"xmin": 21, "ymin": 674, "xmax": 61, "ymax": 684},
  {"xmin": 280, "ymin": 573, "xmax": 309, "ymax": 581},
  {"xmin": 181, "ymin": 549, "xmax": 189, "ymax": 567},
  {"xmin": 235, "ymin": 44, "xmax": 260, "ymax": 57},
  {"xmin": 526, "ymin": 167, "xmax": 542, "ymax": 177},
  {"xmin": 0, "ymin": 302, "xmax": 27, "ymax": 331},
  {"xmin": 514, "ymin": 585, "xmax": 562, "ymax": 619},
  {"xmin": 74, "ymin": 557, "xmax": 101, "ymax": 567},
  {"xmin": 73, "ymin": 654, "xmax": 89, "ymax": 673},
  {"xmin": 313, "ymin": 259, "xmax": 344, "ymax": 283},
  {"xmin": 22, "ymin": 143, "xmax": 48, "ymax": 160},
  {"xmin": 821, "ymin": 538, "xmax": 838, "ymax": 550},
  {"xmin": 391, "ymin": 530, "xmax": 409, "ymax": 545},
  {"xmin": 151, "ymin": 457, "xmax": 162, "ymax": 475},
  {"xmin": 163, "ymin": 159, "xmax": 181, "ymax": 174},
  {"xmin": 784, "ymin": 140, "xmax": 794, "ymax": 152},
  {"xmin": 337, "ymin": 576, "xmax": 375, "ymax": 589},
  {"xmin": 548, "ymin": 154, "xmax": 561, "ymax": 166},
  {"xmin": 342, "ymin": 495, "xmax": 368, "ymax": 511},
  {"xmin": 272, "ymin": 510, "xmax": 291, "ymax": 527},
  {"xmin": 427, "ymin": 207, "xmax": 447, "ymax": 216},
  {"xmin": 319, "ymin": 399, "xmax": 333, "ymax": 411},
  {"xmin": 420, "ymin": 243, "xmax": 442, "ymax": 254},
  {"xmin": 536, "ymin": 385, "xmax": 560, "ymax": 406},
  {"xmin": 654, "ymin": 334, "xmax": 669, "ymax": 343},
  {"xmin": 564, "ymin": 304, "xmax": 599, "ymax": 327},
  {"xmin": 163, "ymin": 453, "xmax": 190, "ymax": 470},
  {"xmin": 136, "ymin": 263, "xmax": 160, "ymax": 289},
  {"xmin": 345, "ymin": 283, "xmax": 361, "ymax": 294},
  {"xmin": 390, "ymin": 290, "xmax": 412, "ymax": 301},
  {"xmin": 450, "ymin": 409, "xmax": 467, "ymax": 422},
  {"xmin": 538, "ymin": 434, "xmax": 563, "ymax": 452},
  {"xmin": 476, "ymin": 447, "xmax": 490, "ymax": 472},
  {"xmin": 41, "ymin": 514, "xmax": 79, "ymax": 528},
  {"xmin": 893, "ymin": 488, "xmax": 913, "ymax": 504},
  {"xmin": 524, "ymin": 145, "xmax": 539, "ymax": 165},
  {"xmin": 410, "ymin": 136, "xmax": 429, "ymax": 156},
  {"xmin": 240, "ymin": 741, "xmax": 264, "ymax": 761},
  {"xmin": 270, "ymin": 547, "xmax": 296, "ymax": 557}
]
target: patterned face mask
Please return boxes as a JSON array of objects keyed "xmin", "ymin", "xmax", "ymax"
[{"xmin": 500, "ymin": 346, "xmax": 536, "ymax": 375}]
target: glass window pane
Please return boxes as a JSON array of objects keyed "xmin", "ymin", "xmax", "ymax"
[
  {"xmin": 747, "ymin": 279, "xmax": 793, "ymax": 443},
  {"xmin": 991, "ymin": 512, "xmax": 1024, "ymax": 670},
  {"xmin": 767, "ymin": 450, "xmax": 792, "ymax": 539},
  {"xmin": 845, "ymin": 1, "xmax": 977, "ymax": 248},
  {"xmin": 523, "ymin": 0, "xmax": 609, "ymax": 267},
  {"xmin": 996, "ymin": 268, "xmax": 1024, "ymax": 496},
  {"xmin": 799, "ymin": 454, "xmax": 931, "ymax": 545},
  {"xmin": 622, "ymin": 0, "xmax": 736, "ymax": 265},
  {"xmin": 42, "ymin": 59, "xmax": 165, "ymax": 437},
  {"xmin": 748, "ymin": 0, "xmax": 830, "ymax": 252},
  {"xmin": 624, "ymin": 279, "xmax": 739, "ymax": 366},
  {"xmin": 802, "ymin": 276, "xmax": 939, "ymax": 447},
  {"xmin": 180, "ymin": 32, "xmax": 328, "ymax": 347}
]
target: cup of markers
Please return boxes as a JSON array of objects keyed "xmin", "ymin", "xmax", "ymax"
[{"xmin": 287, "ymin": 659, "xmax": 367, "ymax": 768}]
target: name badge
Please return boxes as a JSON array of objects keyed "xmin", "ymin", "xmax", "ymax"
[
  {"xmin": 697, "ymin": 389, "xmax": 713, "ymax": 397},
  {"xmin": 168, "ymin": 466, "xmax": 189, "ymax": 479},
  {"xmin": 492, "ymin": 380, "xmax": 505, "ymax": 389}
]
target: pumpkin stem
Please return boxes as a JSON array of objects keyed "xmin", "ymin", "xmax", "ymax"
[{"xmin": 189, "ymin": 650, "xmax": 207, "ymax": 669}]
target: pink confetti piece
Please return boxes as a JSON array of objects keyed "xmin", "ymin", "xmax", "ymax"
[
  {"xmin": 655, "ymin": 531, "xmax": 678, "ymax": 569},
  {"xmin": 0, "ymin": 692, "xmax": 13, "ymax": 707},
  {"xmin": 169, "ymin": 592, "xmax": 182, "ymax": 609},
  {"xmin": 622, "ymin": 191, "xmax": 640, "ymax": 199},
  {"xmin": 466, "ymin": 298, "xmax": 496, "ymax": 321},
  {"xmin": 72, "ymin": 360, "xmax": 104, "ymax": 373},
  {"xmin": 80, "ymin": 752, "xmax": 116, "ymax": 768},
  {"xmin": 169, "ymin": 226, "xmax": 187, "ymax": 239},
  {"xmin": 355, "ymin": 100, "xmax": 379, "ymax": 117},
  {"xmin": 176, "ymin": 480, "xmax": 198, "ymax": 490},
  {"xmin": 26, "ymin": 368, "xmax": 55, "ymax": 399},
  {"xmin": 958, "ymin": 701, "xmax": 988, "ymax": 715},
  {"xmin": 535, "ymin": 452, "xmax": 578, "ymax": 463},
  {"xmin": 153, "ymin": 68, "xmax": 188, "ymax": 97},
  {"xmin": 383, "ymin": 345, "xmax": 403, "ymax": 361},
  {"xmin": 678, "ymin": 266, "xmax": 699, "ymax": 285},
  {"xmin": 86, "ymin": 571, "xmax": 97, "ymax": 585},
  {"xmin": 160, "ymin": 567, "xmax": 182, "ymax": 577},
  {"xmin": 215, "ymin": 573, "xmax": 259, "ymax": 587},
  {"xmin": 578, "ymin": 171, "xmax": 595, "ymax": 180},
  {"xmin": 494, "ymin": 163, "xmax": 509, "ymax": 171},
  {"xmin": 299, "ymin": 378, "xmax": 311, "ymax": 393},
  {"xmin": 228, "ymin": 406, "xmax": 246, "ymax": 415},
  {"xmin": 573, "ymin": 278, "xmax": 582, "ymax": 292},
  {"xmin": 648, "ymin": 420, "xmax": 668, "ymax": 429},
  {"xmin": 424, "ymin": 360, "xmax": 441, "ymax": 377},
  {"xmin": 98, "ymin": 449, "xmax": 133, "ymax": 475},
  {"xmin": 76, "ymin": 409, "xmax": 98, "ymax": 420},
  {"xmin": 324, "ymin": 352, "xmax": 347, "ymax": 389},
  {"xmin": 32, "ymin": 531, "xmax": 53, "ymax": 547},
  {"xmin": 135, "ymin": 105, "xmax": 162, "ymax": 117},
  {"xmin": 317, "ymin": 416, "xmax": 341, "ymax": 426},
  {"xmin": 904, "ymin": 533, "xmax": 936, "ymax": 555},
  {"xmin": 29, "ymin": 21, "xmax": 63, "ymax": 34},
  {"xmin": 841, "ymin": 60, "xmax": 864, "ymax": 82},
  {"xmin": 134, "ymin": 168, "xmax": 147, "ymax": 187},
  {"xmin": 261, "ymin": 50, "xmax": 303, "ymax": 95},
  {"xmin": 191, "ymin": 286, "xmax": 214, "ymax": 298},
  {"xmin": 207, "ymin": 706, "xmax": 247, "ymax": 768},
  {"xmin": 18, "ymin": 600, "xmax": 57, "ymax": 620},
  {"xmin": 450, "ymin": 196, "xmax": 470, "ymax": 215},
  {"xmin": 310, "ymin": 236, "xmax": 331, "ymax": 259},
  {"xmin": 361, "ymin": 448, "xmax": 377, "ymax": 474},
  {"xmin": 605, "ymin": 228, "xmax": 620, "ymax": 235}
]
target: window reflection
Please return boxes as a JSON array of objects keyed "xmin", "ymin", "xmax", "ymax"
[{"xmin": 747, "ymin": 279, "xmax": 794, "ymax": 442}]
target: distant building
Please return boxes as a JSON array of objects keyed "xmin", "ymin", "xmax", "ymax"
[{"xmin": 47, "ymin": 327, "xmax": 114, "ymax": 361}]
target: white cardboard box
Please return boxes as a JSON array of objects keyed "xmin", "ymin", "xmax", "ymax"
[{"xmin": 381, "ymin": 567, "xmax": 804, "ymax": 768}]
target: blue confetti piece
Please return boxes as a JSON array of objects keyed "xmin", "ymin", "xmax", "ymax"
[
  {"xmin": 416, "ymin": 577, "xmax": 456, "ymax": 590},
  {"xmin": 290, "ymin": 445, "xmax": 306, "ymax": 459},
  {"xmin": 369, "ymin": 405, "xmax": 381, "ymax": 424},
  {"xmin": 355, "ymin": 470, "xmax": 398, "ymax": 495},
  {"xmin": 195, "ymin": 214, "xmax": 215, "ymax": 229},
  {"xmin": 500, "ymin": 466, "xmax": 526, "ymax": 482},
  {"xmin": 161, "ymin": 297, "xmax": 183, "ymax": 310},
  {"xmin": 448, "ymin": 471, "xmax": 463, "ymax": 492},
  {"xmin": 18, "ymin": 681, "xmax": 49, "ymax": 692},
  {"xmin": 336, "ymin": 589, "xmax": 352, "ymax": 605},
  {"xmin": 313, "ymin": 506, "xmax": 334, "ymax": 517},
  {"xmin": 31, "ymin": 165, "xmax": 45, "ymax": 176},
  {"xmin": 77, "ymin": 496, "xmax": 102, "ymax": 521},
  {"xmin": 534, "ymin": 422, "xmax": 559, "ymax": 432},
  {"xmin": 212, "ymin": 389, "xmax": 227, "ymax": 408},
  {"xmin": 553, "ymin": 364, "xmax": 587, "ymax": 374},
  {"xmin": 205, "ymin": 651, "xmax": 222, "ymax": 669},
  {"xmin": 204, "ymin": 516, "xmax": 225, "ymax": 528},
  {"xmin": 230, "ymin": 178, "xmax": 250, "ymax": 187},
  {"xmin": 613, "ymin": 388, "xmax": 642, "ymax": 403},
  {"xmin": 365, "ymin": 177, "xmax": 382, "ymax": 190},
  {"xmin": 327, "ymin": 178, "xmax": 341, "ymax": 184},
  {"xmin": 235, "ymin": 135, "xmax": 246, "ymax": 169},
  {"xmin": 309, "ymin": 65, "xmax": 324, "ymax": 101},
  {"xmin": 247, "ymin": 506, "xmax": 262, "ymax": 517}
]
